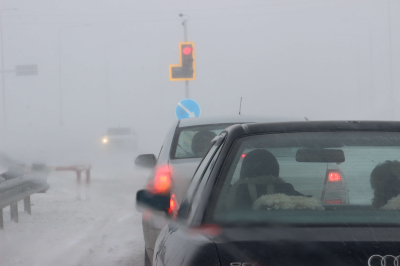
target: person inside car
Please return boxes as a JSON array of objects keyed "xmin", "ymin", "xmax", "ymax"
[
  {"xmin": 370, "ymin": 160, "xmax": 400, "ymax": 209},
  {"xmin": 227, "ymin": 149, "xmax": 304, "ymax": 210},
  {"xmin": 191, "ymin": 130, "xmax": 217, "ymax": 158}
]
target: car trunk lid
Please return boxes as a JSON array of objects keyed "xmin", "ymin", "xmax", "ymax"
[{"xmin": 213, "ymin": 227, "xmax": 400, "ymax": 266}]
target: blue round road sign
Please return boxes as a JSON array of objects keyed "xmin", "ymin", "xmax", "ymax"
[{"xmin": 175, "ymin": 99, "xmax": 201, "ymax": 119}]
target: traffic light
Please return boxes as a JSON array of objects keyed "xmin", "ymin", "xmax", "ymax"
[{"xmin": 169, "ymin": 42, "xmax": 195, "ymax": 81}]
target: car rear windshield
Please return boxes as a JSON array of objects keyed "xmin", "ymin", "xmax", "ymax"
[
  {"xmin": 106, "ymin": 128, "xmax": 131, "ymax": 136},
  {"xmin": 211, "ymin": 131, "xmax": 400, "ymax": 226},
  {"xmin": 171, "ymin": 124, "xmax": 232, "ymax": 159}
]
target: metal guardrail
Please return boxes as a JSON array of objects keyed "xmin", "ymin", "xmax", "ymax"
[{"xmin": 0, "ymin": 173, "xmax": 49, "ymax": 229}]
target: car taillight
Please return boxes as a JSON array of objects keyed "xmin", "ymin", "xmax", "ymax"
[
  {"xmin": 148, "ymin": 164, "xmax": 172, "ymax": 194},
  {"xmin": 321, "ymin": 169, "xmax": 347, "ymax": 205},
  {"xmin": 168, "ymin": 194, "xmax": 178, "ymax": 215},
  {"xmin": 326, "ymin": 171, "xmax": 343, "ymax": 188},
  {"xmin": 325, "ymin": 199, "xmax": 342, "ymax": 204},
  {"xmin": 189, "ymin": 224, "xmax": 222, "ymax": 236},
  {"xmin": 328, "ymin": 172, "xmax": 342, "ymax": 182},
  {"xmin": 240, "ymin": 153, "xmax": 246, "ymax": 159}
]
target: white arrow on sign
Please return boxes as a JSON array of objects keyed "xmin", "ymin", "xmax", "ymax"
[{"xmin": 178, "ymin": 102, "xmax": 195, "ymax": 118}]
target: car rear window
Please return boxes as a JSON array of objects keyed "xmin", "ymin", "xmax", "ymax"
[
  {"xmin": 211, "ymin": 131, "xmax": 400, "ymax": 226},
  {"xmin": 171, "ymin": 124, "xmax": 232, "ymax": 159},
  {"xmin": 106, "ymin": 128, "xmax": 131, "ymax": 136}
]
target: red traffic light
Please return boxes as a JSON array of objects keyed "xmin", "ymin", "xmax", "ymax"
[
  {"xmin": 182, "ymin": 47, "xmax": 192, "ymax": 55},
  {"xmin": 169, "ymin": 42, "xmax": 195, "ymax": 81}
]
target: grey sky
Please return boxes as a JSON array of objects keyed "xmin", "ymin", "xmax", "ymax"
[{"xmin": 1, "ymin": 0, "xmax": 400, "ymax": 157}]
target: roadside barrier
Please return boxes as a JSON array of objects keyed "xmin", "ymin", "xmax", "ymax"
[
  {"xmin": 0, "ymin": 164, "xmax": 91, "ymax": 230},
  {"xmin": 54, "ymin": 165, "xmax": 91, "ymax": 200},
  {"xmin": 0, "ymin": 173, "xmax": 49, "ymax": 230}
]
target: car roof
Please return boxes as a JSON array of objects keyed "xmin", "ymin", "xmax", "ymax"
[
  {"xmin": 224, "ymin": 120, "xmax": 400, "ymax": 136},
  {"xmin": 178, "ymin": 115, "xmax": 303, "ymax": 128}
]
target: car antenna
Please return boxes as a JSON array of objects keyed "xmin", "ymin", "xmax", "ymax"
[
  {"xmin": 239, "ymin": 97, "xmax": 242, "ymax": 115},
  {"xmin": 304, "ymin": 117, "xmax": 309, "ymax": 121}
]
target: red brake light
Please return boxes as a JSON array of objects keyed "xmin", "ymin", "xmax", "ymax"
[
  {"xmin": 325, "ymin": 199, "xmax": 342, "ymax": 204},
  {"xmin": 241, "ymin": 153, "xmax": 246, "ymax": 159},
  {"xmin": 182, "ymin": 47, "xmax": 192, "ymax": 55},
  {"xmin": 189, "ymin": 224, "xmax": 222, "ymax": 236},
  {"xmin": 322, "ymin": 170, "xmax": 346, "ymax": 205},
  {"xmin": 328, "ymin": 172, "xmax": 342, "ymax": 182},
  {"xmin": 169, "ymin": 194, "xmax": 178, "ymax": 213},
  {"xmin": 149, "ymin": 165, "xmax": 171, "ymax": 194}
]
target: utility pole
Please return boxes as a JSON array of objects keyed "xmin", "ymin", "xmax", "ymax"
[
  {"xmin": 180, "ymin": 14, "xmax": 190, "ymax": 99},
  {"xmin": 0, "ymin": 8, "xmax": 18, "ymax": 128}
]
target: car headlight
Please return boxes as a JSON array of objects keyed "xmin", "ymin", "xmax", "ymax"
[{"xmin": 102, "ymin": 137, "xmax": 108, "ymax": 144}]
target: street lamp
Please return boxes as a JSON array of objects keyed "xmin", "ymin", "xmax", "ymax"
[
  {"xmin": 58, "ymin": 24, "xmax": 90, "ymax": 126},
  {"xmin": 179, "ymin": 13, "xmax": 190, "ymax": 42},
  {"xmin": 0, "ymin": 8, "xmax": 18, "ymax": 128}
]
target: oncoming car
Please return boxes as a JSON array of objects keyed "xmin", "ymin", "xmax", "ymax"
[
  {"xmin": 101, "ymin": 127, "xmax": 138, "ymax": 150},
  {"xmin": 137, "ymin": 121, "xmax": 400, "ymax": 266},
  {"xmin": 135, "ymin": 116, "xmax": 298, "ymax": 265}
]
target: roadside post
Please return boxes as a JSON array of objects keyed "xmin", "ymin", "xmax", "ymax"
[{"xmin": 55, "ymin": 165, "xmax": 91, "ymax": 200}]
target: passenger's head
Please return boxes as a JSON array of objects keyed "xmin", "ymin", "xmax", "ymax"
[
  {"xmin": 370, "ymin": 160, "xmax": 400, "ymax": 209},
  {"xmin": 240, "ymin": 149, "xmax": 279, "ymax": 179},
  {"xmin": 191, "ymin": 130, "xmax": 217, "ymax": 157}
]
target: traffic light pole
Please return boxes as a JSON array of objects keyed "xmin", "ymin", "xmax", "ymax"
[{"xmin": 183, "ymin": 17, "xmax": 189, "ymax": 98}]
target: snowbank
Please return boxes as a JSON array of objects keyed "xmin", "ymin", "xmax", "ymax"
[{"xmin": 253, "ymin": 193, "xmax": 325, "ymax": 211}]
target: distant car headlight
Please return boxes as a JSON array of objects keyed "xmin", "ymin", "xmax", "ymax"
[{"xmin": 102, "ymin": 137, "xmax": 108, "ymax": 144}]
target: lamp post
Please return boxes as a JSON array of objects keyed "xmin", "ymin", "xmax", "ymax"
[
  {"xmin": 58, "ymin": 24, "xmax": 90, "ymax": 126},
  {"xmin": 0, "ymin": 8, "xmax": 18, "ymax": 128}
]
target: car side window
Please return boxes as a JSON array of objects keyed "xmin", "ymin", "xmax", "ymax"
[
  {"xmin": 187, "ymin": 144, "xmax": 223, "ymax": 222},
  {"xmin": 178, "ymin": 136, "xmax": 225, "ymax": 220},
  {"xmin": 185, "ymin": 145, "xmax": 218, "ymax": 198}
]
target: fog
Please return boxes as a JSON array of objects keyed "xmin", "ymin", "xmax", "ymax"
[
  {"xmin": 0, "ymin": 0, "xmax": 399, "ymax": 159},
  {"xmin": 0, "ymin": 0, "xmax": 400, "ymax": 265}
]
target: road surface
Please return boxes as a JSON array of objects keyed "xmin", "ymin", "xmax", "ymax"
[{"xmin": 0, "ymin": 153, "xmax": 148, "ymax": 266}]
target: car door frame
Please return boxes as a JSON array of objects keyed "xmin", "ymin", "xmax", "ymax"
[{"xmin": 175, "ymin": 134, "xmax": 226, "ymax": 224}]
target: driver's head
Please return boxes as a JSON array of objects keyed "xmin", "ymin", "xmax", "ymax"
[
  {"xmin": 191, "ymin": 130, "xmax": 217, "ymax": 157},
  {"xmin": 240, "ymin": 149, "xmax": 279, "ymax": 179}
]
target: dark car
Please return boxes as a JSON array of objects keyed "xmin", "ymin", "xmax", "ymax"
[
  {"xmin": 135, "ymin": 115, "xmax": 299, "ymax": 265},
  {"xmin": 137, "ymin": 121, "xmax": 400, "ymax": 266}
]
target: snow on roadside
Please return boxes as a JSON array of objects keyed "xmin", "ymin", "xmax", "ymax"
[{"xmin": 0, "ymin": 163, "xmax": 149, "ymax": 266}]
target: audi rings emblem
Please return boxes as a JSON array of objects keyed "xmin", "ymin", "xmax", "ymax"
[{"xmin": 368, "ymin": 255, "xmax": 400, "ymax": 266}]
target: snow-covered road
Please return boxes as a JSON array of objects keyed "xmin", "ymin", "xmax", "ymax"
[{"xmin": 0, "ymin": 154, "xmax": 148, "ymax": 266}]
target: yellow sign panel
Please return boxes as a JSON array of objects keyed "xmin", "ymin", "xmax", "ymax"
[{"xmin": 169, "ymin": 42, "xmax": 195, "ymax": 81}]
